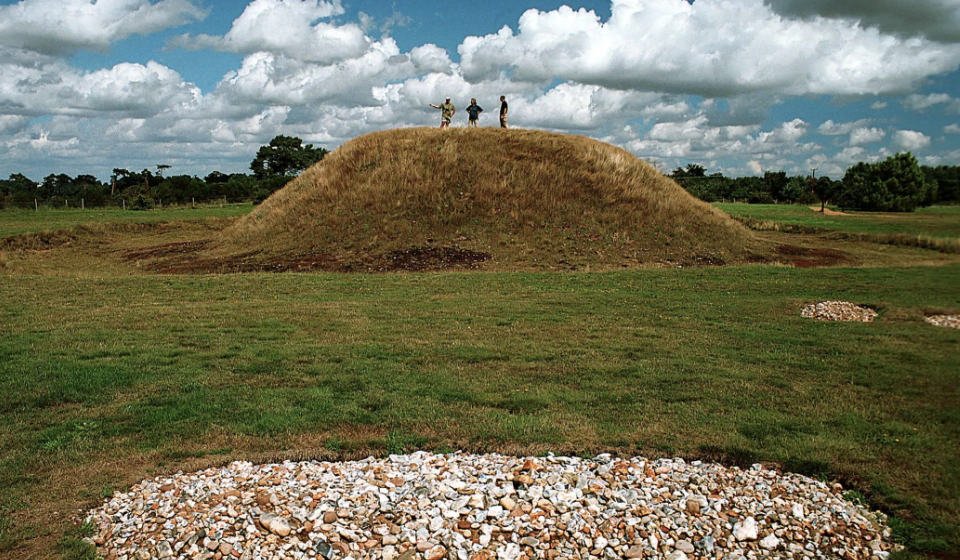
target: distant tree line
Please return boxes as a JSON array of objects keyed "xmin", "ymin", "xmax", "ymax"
[
  {"xmin": 0, "ymin": 135, "xmax": 327, "ymax": 210},
  {"xmin": 672, "ymin": 152, "xmax": 959, "ymax": 212}
]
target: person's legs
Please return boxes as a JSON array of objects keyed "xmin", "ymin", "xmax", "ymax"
[{"xmin": 500, "ymin": 117, "xmax": 508, "ymax": 129}]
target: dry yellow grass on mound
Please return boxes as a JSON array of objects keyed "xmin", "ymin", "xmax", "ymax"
[{"xmin": 212, "ymin": 127, "xmax": 763, "ymax": 271}]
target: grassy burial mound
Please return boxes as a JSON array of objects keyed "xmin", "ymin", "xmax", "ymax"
[{"xmin": 212, "ymin": 128, "xmax": 761, "ymax": 271}]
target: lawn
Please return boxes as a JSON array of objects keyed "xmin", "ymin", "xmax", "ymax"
[
  {"xmin": 1, "ymin": 266, "xmax": 958, "ymax": 558},
  {"xmin": 0, "ymin": 204, "xmax": 958, "ymax": 559},
  {"xmin": 717, "ymin": 202, "xmax": 960, "ymax": 240},
  {"xmin": 0, "ymin": 203, "xmax": 253, "ymax": 238}
]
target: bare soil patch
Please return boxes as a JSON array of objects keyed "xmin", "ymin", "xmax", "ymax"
[
  {"xmin": 367, "ymin": 246, "xmax": 491, "ymax": 272},
  {"xmin": 809, "ymin": 206, "xmax": 850, "ymax": 216},
  {"xmin": 774, "ymin": 244, "xmax": 851, "ymax": 268},
  {"xmin": 125, "ymin": 241, "xmax": 491, "ymax": 274}
]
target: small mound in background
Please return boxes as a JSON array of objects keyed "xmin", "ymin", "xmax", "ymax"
[
  {"xmin": 208, "ymin": 128, "xmax": 762, "ymax": 272},
  {"xmin": 86, "ymin": 453, "xmax": 897, "ymax": 560},
  {"xmin": 801, "ymin": 301, "xmax": 879, "ymax": 322}
]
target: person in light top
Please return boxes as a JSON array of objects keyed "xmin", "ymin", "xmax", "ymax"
[{"xmin": 430, "ymin": 98, "xmax": 456, "ymax": 128}]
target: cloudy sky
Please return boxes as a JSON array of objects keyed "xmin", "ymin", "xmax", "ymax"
[{"xmin": 1, "ymin": 0, "xmax": 959, "ymax": 181}]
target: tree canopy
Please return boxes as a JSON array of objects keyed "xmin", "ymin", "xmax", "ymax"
[
  {"xmin": 250, "ymin": 135, "xmax": 328, "ymax": 179},
  {"xmin": 838, "ymin": 153, "xmax": 934, "ymax": 212}
]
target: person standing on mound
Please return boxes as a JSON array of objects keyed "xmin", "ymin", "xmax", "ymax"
[
  {"xmin": 430, "ymin": 98, "xmax": 456, "ymax": 128},
  {"xmin": 499, "ymin": 95, "xmax": 509, "ymax": 128},
  {"xmin": 465, "ymin": 98, "xmax": 483, "ymax": 127}
]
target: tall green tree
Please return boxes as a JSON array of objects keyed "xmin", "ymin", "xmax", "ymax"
[
  {"xmin": 838, "ymin": 152, "xmax": 934, "ymax": 212},
  {"xmin": 810, "ymin": 176, "xmax": 839, "ymax": 212},
  {"xmin": 922, "ymin": 165, "xmax": 960, "ymax": 203},
  {"xmin": 671, "ymin": 163, "xmax": 706, "ymax": 179},
  {"xmin": 250, "ymin": 135, "xmax": 328, "ymax": 179},
  {"xmin": 0, "ymin": 174, "xmax": 38, "ymax": 208},
  {"xmin": 762, "ymin": 171, "xmax": 789, "ymax": 202}
]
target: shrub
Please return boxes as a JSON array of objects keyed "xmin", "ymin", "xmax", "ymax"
[{"xmin": 838, "ymin": 153, "xmax": 934, "ymax": 212}]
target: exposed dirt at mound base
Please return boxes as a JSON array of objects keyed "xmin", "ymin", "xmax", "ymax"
[{"xmin": 125, "ymin": 241, "xmax": 492, "ymax": 273}]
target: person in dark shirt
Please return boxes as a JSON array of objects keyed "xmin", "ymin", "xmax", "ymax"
[
  {"xmin": 499, "ymin": 96, "xmax": 509, "ymax": 128},
  {"xmin": 466, "ymin": 98, "xmax": 483, "ymax": 127}
]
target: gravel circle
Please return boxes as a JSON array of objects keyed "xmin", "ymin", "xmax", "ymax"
[
  {"xmin": 801, "ymin": 301, "xmax": 878, "ymax": 323},
  {"xmin": 924, "ymin": 314, "xmax": 960, "ymax": 329},
  {"xmin": 86, "ymin": 452, "xmax": 897, "ymax": 560}
]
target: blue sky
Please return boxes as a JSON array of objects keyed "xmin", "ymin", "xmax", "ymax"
[{"xmin": 1, "ymin": 0, "xmax": 958, "ymax": 181}]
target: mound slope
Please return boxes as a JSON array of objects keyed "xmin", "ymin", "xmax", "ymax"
[{"xmin": 212, "ymin": 128, "xmax": 761, "ymax": 271}]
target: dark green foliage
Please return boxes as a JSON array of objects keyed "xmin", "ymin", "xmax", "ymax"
[
  {"xmin": 672, "ymin": 167, "xmax": 815, "ymax": 204},
  {"xmin": 671, "ymin": 174, "xmax": 733, "ymax": 202},
  {"xmin": 838, "ymin": 153, "xmax": 934, "ymax": 212},
  {"xmin": 0, "ymin": 173, "xmax": 38, "ymax": 209},
  {"xmin": 671, "ymin": 163, "xmax": 706, "ymax": 178},
  {"xmin": 810, "ymin": 176, "xmax": 840, "ymax": 211},
  {"xmin": 922, "ymin": 165, "xmax": 960, "ymax": 203},
  {"xmin": 204, "ymin": 171, "xmax": 230, "ymax": 185},
  {"xmin": 1, "ymin": 136, "xmax": 327, "ymax": 209},
  {"xmin": 155, "ymin": 175, "xmax": 209, "ymax": 205},
  {"xmin": 673, "ymin": 157, "xmax": 957, "ymax": 211},
  {"xmin": 781, "ymin": 176, "xmax": 811, "ymax": 203},
  {"xmin": 250, "ymin": 135, "xmax": 328, "ymax": 179},
  {"xmin": 676, "ymin": 174, "xmax": 781, "ymax": 203},
  {"xmin": 762, "ymin": 171, "xmax": 789, "ymax": 201},
  {"xmin": 130, "ymin": 194, "xmax": 153, "ymax": 211}
]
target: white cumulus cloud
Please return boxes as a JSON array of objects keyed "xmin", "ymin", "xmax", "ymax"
[
  {"xmin": 903, "ymin": 93, "xmax": 955, "ymax": 110},
  {"xmin": 173, "ymin": 0, "xmax": 369, "ymax": 64},
  {"xmin": 0, "ymin": 0, "xmax": 206, "ymax": 54},
  {"xmin": 893, "ymin": 130, "xmax": 932, "ymax": 151},
  {"xmin": 849, "ymin": 127, "xmax": 886, "ymax": 145},
  {"xmin": 210, "ymin": 38, "xmax": 420, "ymax": 108},
  {"xmin": 458, "ymin": 0, "xmax": 960, "ymax": 96},
  {"xmin": 818, "ymin": 119, "xmax": 871, "ymax": 136},
  {"xmin": 0, "ymin": 53, "xmax": 201, "ymax": 117}
]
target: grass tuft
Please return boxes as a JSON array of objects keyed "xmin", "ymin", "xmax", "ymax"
[{"xmin": 56, "ymin": 521, "xmax": 97, "ymax": 560}]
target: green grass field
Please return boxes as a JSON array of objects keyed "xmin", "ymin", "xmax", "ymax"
[
  {"xmin": 718, "ymin": 202, "xmax": 960, "ymax": 239},
  {"xmin": 0, "ymin": 204, "xmax": 958, "ymax": 559},
  {"xmin": 0, "ymin": 204, "xmax": 253, "ymax": 238}
]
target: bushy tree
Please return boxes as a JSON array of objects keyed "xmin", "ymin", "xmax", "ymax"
[
  {"xmin": 156, "ymin": 175, "xmax": 209, "ymax": 204},
  {"xmin": 250, "ymin": 135, "xmax": 328, "ymax": 179},
  {"xmin": 838, "ymin": 153, "xmax": 934, "ymax": 212},
  {"xmin": 204, "ymin": 171, "xmax": 230, "ymax": 185},
  {"xmin": 922, "ymin": 165, "xmax": 960, "ymax": 203},
  {"xmin": 671, "ymin": 163, "xmax": 706, "ymax": 178},
  {"xmin": 41, "ymin": 173, "xmax": 75, "ymax": 199},
  {"xmin": 810, "ymin": 176, "xmax": 840, "ymax": 212},
  {"xmin": 0, "ymin": 174, "xmax": 38, "ymax": 208},
  {"xmin": 782, "ymin": 176, "xmax": 814, "ymax": 204},
  {"xmin": 762, "ymin": 171, "xmax": 788, "ymax": 202}
]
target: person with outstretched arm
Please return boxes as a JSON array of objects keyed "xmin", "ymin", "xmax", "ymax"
[{"xmin": 430, "ymin": 98, "xmax": 456, "ymax": 128}]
